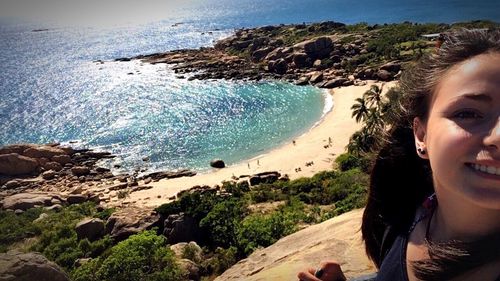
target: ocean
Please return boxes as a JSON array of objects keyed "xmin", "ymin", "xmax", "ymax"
[{"xmin": 0, "ymin": 0, "xmax": 498, "ymax": 174}]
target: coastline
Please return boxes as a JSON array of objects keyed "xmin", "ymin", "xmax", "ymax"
[{"xmin": 124, "ymin": 80, "xmax": 397, "ymax": 208}]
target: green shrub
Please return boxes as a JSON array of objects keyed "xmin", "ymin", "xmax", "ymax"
[
  {"xmin": 248, "ymin": 184, "xmax": 282, "ymax": 203},
  {"xmin": 72, "ymin": 230, "xmax": 182, "ymax": 281},
  {"xmin": 200, "ymin": 199, "xmax": 246, "ymax": 248},
  {"xmin": 30, "ymin": 203, "xmax": 114, "ymax": 270},
  {"xmin": 156, "ymin": 189, "xmax": 223, "ymax": 222},
  {"xmin": 0, "ymin": 208, "xmax": 43, "ymax": 252},
  {"xmin": 201, "ymin": 246, "xmax": 238, "ymax": 276},
  {"xmin": 335, "ymin": 152, "xmax": 370, "ymax": 172},
  {"xmin": 236, "ymin": 197, "xmax": 304, "ymax": 255}
]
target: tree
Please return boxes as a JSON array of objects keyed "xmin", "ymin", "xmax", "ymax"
[
  {"xmin": 364, "ymin": 84, "xmax": 384, "ymax": 109},
  {"xmin": 351, "ymin": 97, "xmax": 369, "ymax": 123}
]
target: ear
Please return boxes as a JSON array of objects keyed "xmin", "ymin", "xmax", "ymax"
[{"xmin": 413, "ymin": 117, "xmax": 429, "ymax": 159}]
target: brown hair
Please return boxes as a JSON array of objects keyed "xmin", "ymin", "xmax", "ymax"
[{"xmin": 361, "ymin": 28, "xmax": 500, "ymax": 278}]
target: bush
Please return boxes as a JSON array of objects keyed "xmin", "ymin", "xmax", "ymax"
[
  {"xmin": 201, "ymin": 246, "xmax": 238, "ymax": 276},
  {"xmin": 30, "ymin": 202, "xmax": 114, "ymax": 270},
  {"xmin": 236, "ymin": 197, "xmax": 304, "ymax": 255},
  {"xmin": 199, "ymin": 199, "xmax": 246, "ymax": 248},
  {"xmin": 335, "ymin": 153, "xmax": 370, "ymax": 172},
  {"xmin": 0, "ymin": 208, "xmax": 43, "ymax": 252},
  {"xmin": 72, "ymin": 230, "xmax": 182, "ymax": 281}
]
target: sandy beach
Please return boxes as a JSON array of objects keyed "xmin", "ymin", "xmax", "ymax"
[{"xmin": 124, "ymin": 81, "xmax": 397, "ymax": 208}]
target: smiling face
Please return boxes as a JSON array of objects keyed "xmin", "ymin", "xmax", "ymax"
[{"xmin": 414, "ymin": 52, "xmax": 500, "ymax": 210}]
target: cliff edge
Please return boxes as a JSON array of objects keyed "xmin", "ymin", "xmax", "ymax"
[{"xmin": 215, "ymin": 208, "xmax": 375, "ymax": 281}]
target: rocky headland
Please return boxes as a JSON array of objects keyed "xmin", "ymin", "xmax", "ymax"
[{"xmin": 118, "ymin": 21, "xmax": 423, "ymax": 87}]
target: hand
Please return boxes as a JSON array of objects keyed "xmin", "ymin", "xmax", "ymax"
[{"xmin": 297, "ymin": 260, "xmax": 347, "ymax": 281}]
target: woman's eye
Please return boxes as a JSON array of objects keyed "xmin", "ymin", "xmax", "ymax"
[{"xmin": 453, "ymin": 110, "xmax": 482, "ymax": 119}]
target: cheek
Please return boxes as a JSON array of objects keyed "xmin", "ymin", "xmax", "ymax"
[{"xmin": 427, "ymin": 121, "xmax": 474, "ymax": 166}]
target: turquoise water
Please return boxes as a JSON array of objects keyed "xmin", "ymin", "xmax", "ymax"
[{"xmin": 0, "ymin": 0, "xmax": 498, "ymax": 173}]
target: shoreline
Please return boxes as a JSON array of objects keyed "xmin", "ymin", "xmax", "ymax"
[{"xmin": 124, "ymin": 80, "xmax": 397, "ymax": 208}]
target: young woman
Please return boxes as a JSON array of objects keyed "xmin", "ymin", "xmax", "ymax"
[{"xmin": 298, "ymin": 28, "xmax": 500, "ymax": 281}]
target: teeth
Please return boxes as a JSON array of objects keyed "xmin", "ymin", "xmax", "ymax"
[{"xmin": 473, "ymin": 164, "xmax": 500, "ymax": 176}]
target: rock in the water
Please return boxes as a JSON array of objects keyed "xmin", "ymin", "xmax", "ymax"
[
  {"xmin": 0, "ymin": 251, "xmax": 70, "ymax": 281},
  {"xmin": 71, "ymin": 166, "xmax": 90, "ymax": 176},
  {"xmin": 0, "ymin": 153, "xmax": 39, "ymax": 176},
  {"xmin": 295, "ymin": 76, "xmax": 309, "ymax": 85},
  {"xmin": 75, "ymin": 218, "xmax": 105, "ymax": 241},
  {"xmin": 141, "ymin": 169, "xmax": 196, "ymax": 181},
  {"xmin": 210, "ymin": 159, "xmax": 225, "ymax": 169}
]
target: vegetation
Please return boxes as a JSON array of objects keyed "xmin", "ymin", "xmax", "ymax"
[
  {"xmin": 348, "ymin": 85, "xmax": 403, "ymax": 155},
  {"xmin": 72, "ymin": 230, "xmax": 182, "ymax": 281}
]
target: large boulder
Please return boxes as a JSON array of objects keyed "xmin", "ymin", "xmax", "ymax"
[
  {"xmin": 251, "ymin": 47, "xmax": 273, "ymax": 62},
  {"xmin": 321, "ymin": 78, "xmax": 349, "ymax": 88},
  {"xmin": 75, "ymin": 218, "xmax": 105, "ymax": 241},
  {"xmin": 42, "ymin": 161, "xmax": 63, "ymax": 172},
  {"xmin": 293, "ymin": 37, "xmax": 333, "ymax": 59},
  {"xmin": 163, "ymin": 213, "xmax": 201, "ymax": 244},
  {"xmin": 23, "ymin": 146, "xmax": 66, "ymax": 159},
  {"xmin": 170, "ymin": 241, "xmax": 203, "ymax": 262},
  {"xmin": 71, "ymin": 166, "xmax": 90, "ymax": 176},
  {"xmin": 270, "ymin": 58, "xmax": 288, "ymax": 74},
  {"xmin": 105, "ymin": 209, "xmax": 161, "ymax": 241},
  {"xmin": 379, "ymin": 61, "xmax": 401, "ymax": 73},
  {"xmin": 0, "ymin": 251, "xmax": 70, "ymax": 281},
  {"xmin": 0, "ymin": 144, "xmax": 37, "ymax": 155},
  {"xmin": 376, "ymin": 69, "xmax": 393, "ymax": 81},
  {"xmin": 0, "ymin": 153, "xmax": 39, "ymax": 176},
  {"xmin": 51, "ymin": 154, "xmax": 71, "ymax": 165},
  {"xmin": 178, "ymin": 259, "xmax": 201, "ymax": 281},
  {"xmin": 210, "ymin": 159, "xmax": 225, "ymax": 169},
  {"xmin": 292, "ymin": 52, "xmax": 311, "ymax": 68},
  {"xmin": 1, "ymin": 193, "xmax": 61, "ymax": 211}
]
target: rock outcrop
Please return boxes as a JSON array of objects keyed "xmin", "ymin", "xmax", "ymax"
[
  {"xmin": 215, "ymin": 208, "xmax": 375, "ymax": 281},
  {"xmin": 0, "ymin": 251, "xmax": 70, "ymax": 281},
  {"xmin": 0, "ymin": 154, "xmax": 39, "ymax": 176},
  {"xmin": 75, "ymin": 218, "xmax": 105, "ymax": 241},
  {"xmin": 105, "ymin": 208, "xmax": 161, "ymax": 241}
]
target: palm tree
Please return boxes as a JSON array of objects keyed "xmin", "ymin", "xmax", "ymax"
[
  {"xmin": 351, "ymin": 97, "xmax": 369, "ymax": 123},
  {"xmin": 365, "ymin": 108, "xmax": 384, "ymax": 133},
  {"xmin": 364, "ymin": 84, "xmax": 384, "ymax": 109},
  {"xmin": 380, "ymin": 86, "xmax": 403, "ymax": 126},
  {"xmin": 347, "ymin": 128, "xmax": 378, "ymax": 155}
]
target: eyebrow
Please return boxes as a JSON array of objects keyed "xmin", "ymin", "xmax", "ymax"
[{"xmin": 456, "ymin": 93, "xmax": 492, "ymax": 103}]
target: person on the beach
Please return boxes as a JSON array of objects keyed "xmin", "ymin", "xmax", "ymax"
[{"xmin": 298, "ymin": 28, "xmax": 500, "ymax": 281}]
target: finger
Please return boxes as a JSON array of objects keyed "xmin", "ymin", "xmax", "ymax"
[
  {"xmin": 319, "ymin": 261, "xmax": 347, "ymax": 281},
  {"xmin": 297, "ymin": 269, "xmax": 321, "ymax": 281}
]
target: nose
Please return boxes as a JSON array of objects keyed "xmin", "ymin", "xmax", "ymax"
[{"xmin": 484, "ymin": 116, "xmax": 500, "ymax": 150}]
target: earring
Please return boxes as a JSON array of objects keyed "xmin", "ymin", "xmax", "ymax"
[{"xmin": 417, "ymin": 148, "xmax": 426, "ymax": 155}]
